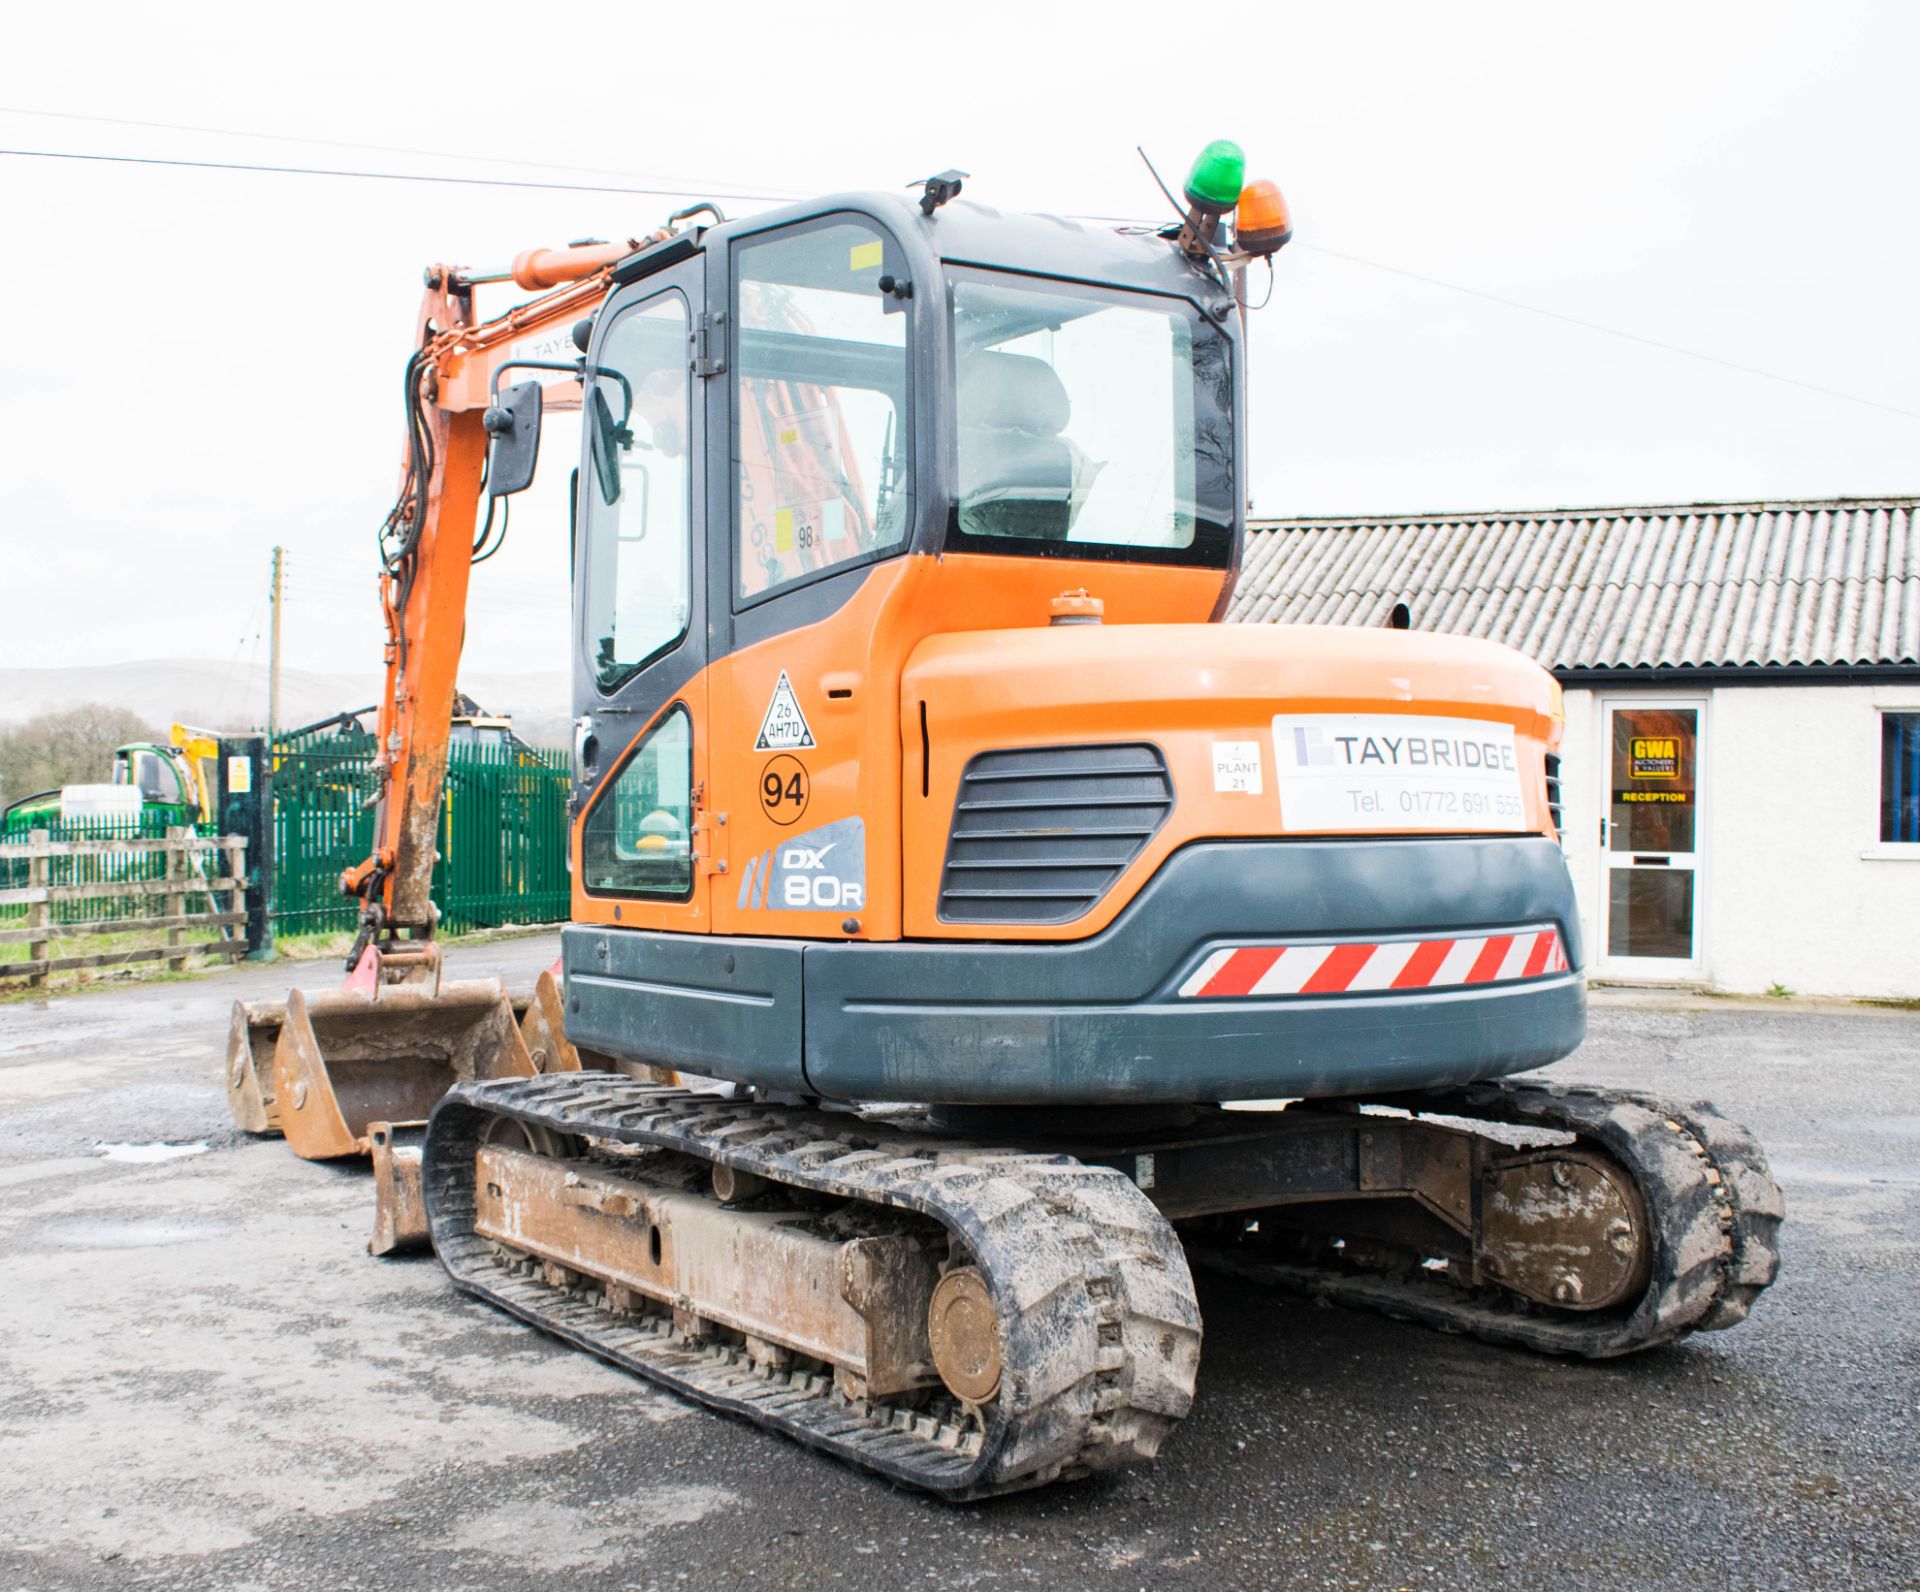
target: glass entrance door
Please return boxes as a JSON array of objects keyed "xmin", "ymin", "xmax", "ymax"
[{"xmin": 1600, "ymin": 700, "xmax": 1705, "ymax": 977}]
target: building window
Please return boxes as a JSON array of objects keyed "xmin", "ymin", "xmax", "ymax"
[{"xmin": 1884, "ymin": 712, "xmax": 1920, "ymax": 844}]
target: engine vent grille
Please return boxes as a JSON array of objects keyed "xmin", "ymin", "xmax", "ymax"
[
  {"xmin": 1545, "ymin": 752, "xmax": 1563, "ymax": 840},
  {"xmin": 939, "ymin": 743, "xmax": 1174, "ymax": 925}
]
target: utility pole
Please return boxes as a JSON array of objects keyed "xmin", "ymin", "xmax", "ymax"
[{"xmin": 268, "ymin": 546, "xmax": 285, "ymax": 743}]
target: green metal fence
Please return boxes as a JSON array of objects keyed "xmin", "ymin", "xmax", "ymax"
[
  {"xmin": 270, "ymin": 725, "xmax": 379, "ymax": 938},
  {"xmin": 270, "ymin": 728, "xmax": 570, "ymax": 938},
  {"xmin": 435, "ymin": 741, "xmax": 571, "ymax": 931}
]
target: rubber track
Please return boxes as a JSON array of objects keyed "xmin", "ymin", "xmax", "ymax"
[
  {"xmin": 1191, "ymin": 1079, "xmax": 1783, "ymax": 1358},
  {"xmin": 423, "ymin": 1074, "xmax": 1202, "ymax": 1499}
]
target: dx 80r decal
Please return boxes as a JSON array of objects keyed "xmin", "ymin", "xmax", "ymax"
[{"xmin": 737, "ymin": 817, "xmax": 865, "ymax": 912}]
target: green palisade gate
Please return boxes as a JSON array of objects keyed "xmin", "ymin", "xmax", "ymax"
[
  {"xmin": 271, "ymin": 728, "xmax": 570, "ymax": 938},
  {"xmin": 433, "ymin": 741, "xmax": 572, "ymax": 932}
]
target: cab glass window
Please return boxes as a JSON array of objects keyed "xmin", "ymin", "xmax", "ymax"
[
  {"xmin": 583, "ymin": 294, "xmax": 693, "ymax": 690},
  {"xmin": 581, "ymin": 708, "xmax": 694, "ymax": 897},
  {"xmin": 115, "ymin": 750, "xmax": 177, "ymax": 804},
  {"xmin": 947, "ymin": 272, "xmax": 1233, "ymax": 565},
  {"xmin": 734, "ymin": 218, "xmax": 912, "ymax": 603}
]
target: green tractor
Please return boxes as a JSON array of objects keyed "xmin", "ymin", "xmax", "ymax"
[{"xmin": 1, "ymin": 737, "xmax": 210, "ymax": 837}]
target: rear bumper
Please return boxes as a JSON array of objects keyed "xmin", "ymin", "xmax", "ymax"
[
  {"xmin": 809, "ymin": 836, "xmax": 1583, "ymax": 1103},
  {"xmin": 808, "ymin": 969, "xmax": 1584, "ymax": 1104},
  {"xmin": 567, "ymin": 836, "xmax": 1587, "ymax": 1107}
]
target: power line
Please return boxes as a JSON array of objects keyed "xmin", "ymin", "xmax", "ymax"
[
  {"xmin": 11, "ymin": 140, "xmax": 1910, "ymax": 423},
  {"xmin": 0, "ymin": 145, "xmax": 791, "ymax": 204},
  {"xmin": 1071, "ymin": 211, "xmax": 1920, "ymax": 423},
  {"xmin": 0, "ymin": 102, "xmax": 811, "ymax": 202},
  {"xmin": 215, "ymin": 586, "xmax": 270, "ymax": 704},
  {"xmin": 1295, "ymin": 243, "xmax": 1920, "ymax": 423}
]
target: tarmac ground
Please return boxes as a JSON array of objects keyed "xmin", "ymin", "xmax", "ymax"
[{"xmin": 1, "ymin": 938, "xmax": 1915, "ymax": 1591}]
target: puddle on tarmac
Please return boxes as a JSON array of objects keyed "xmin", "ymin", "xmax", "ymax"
[
  {"xmin": 38, "ymin": 1216, "xmax": 233, "ymax": 1249},
  {"xmin": 96, "ymin": 1141, "xmax": 209, "ymax": 1163}
]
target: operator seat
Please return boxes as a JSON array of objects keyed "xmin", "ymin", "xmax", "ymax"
[{"xmin": 956, "ymin": 352, "xmax": 1074, "ymax": 541}]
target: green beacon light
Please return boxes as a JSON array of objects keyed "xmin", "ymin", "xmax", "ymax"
[
  {"xmin": 1183, "ymin": 139, "xmax": 1247, "ymax": 212},
  {"xmin": 1175, "ymin": 139, "xmax": 1246, "ymax": 258}
]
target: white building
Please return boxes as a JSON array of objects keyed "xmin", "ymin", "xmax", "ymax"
[{"xmin": 1233, "ymin": 498, "xmax": 1920, "ymax": 1000}]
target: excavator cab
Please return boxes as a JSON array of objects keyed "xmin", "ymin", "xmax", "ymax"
[{"xmin": 547, "ymin": 192, "xmax": 1580, "ymax": 1109}]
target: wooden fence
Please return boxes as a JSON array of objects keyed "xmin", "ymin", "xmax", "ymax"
[{"xmin": 0, "ymin": 827, "xmax": 249, "ymax": 986}]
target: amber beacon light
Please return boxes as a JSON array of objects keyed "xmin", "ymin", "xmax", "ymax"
[{"xmin": 1234, "ymin": 180, "xmax": 1293, "ymax": 256}]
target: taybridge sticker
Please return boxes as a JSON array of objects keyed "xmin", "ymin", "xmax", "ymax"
[
  {"xmin": 754, "ymin": 671, "xmax": 815, "ymax": 751},
  {"xmin": 1271, "ymin": 713, "xmax": 1526, "ymax": 832},
  {"xmin": 737, "ymin": 816, "xmax": 865, "ymax": 912}
]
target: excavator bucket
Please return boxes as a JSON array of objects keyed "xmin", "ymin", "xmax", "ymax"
[
  {"xmin": 513, "ymin": 959, "xmax": 685, "ymax": 1084},
  {"xmin": 274, "ymin": 977, "xmax": 536, "ymax": 1162},
  {"xmin": 225, "ymin": 998, "xmax": 285, "ymax": 1135},
  {"xmin": 361, "ymin": 962, "xmax": 589, "ymax": 1255},
  {"xmin": 221, "ymin": 953, "xmax": 598, "ymax": 1250},
  {"xmin": 516, "ymin": 962, "xmax": 581, "ymax": 1077},
  {"xmin": 225, "ymin": 987, "xmax": 538, "ymax": 1141}
]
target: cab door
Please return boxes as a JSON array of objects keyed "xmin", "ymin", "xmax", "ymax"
[
  {"xmin": 570, "ymin": 256, "xmax": 713, "ymax": 931},
  {"xmin": 704, "ymin": 211, "xmax": 919, "ymax": 942}
]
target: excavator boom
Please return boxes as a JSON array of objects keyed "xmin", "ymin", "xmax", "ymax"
[{"xmin": 358, "ymin": 246, "xmax": 630, "ymax": 941}]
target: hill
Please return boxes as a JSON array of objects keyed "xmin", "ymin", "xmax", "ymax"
[{"xmin": 0, "ymin": 660, "xmax": 573, "ymax": 748}]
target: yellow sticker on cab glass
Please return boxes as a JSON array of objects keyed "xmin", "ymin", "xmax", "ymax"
[
  {"xmin": 775, "ymin": 507, "xmax": 795, "ymax": 552},
  {"xmin": 849, "ymin": 240, "xmax": 883, "ymax": 271},
  {"xmin": 778, "ymin": 428, "xmax": 798, "ymax": 445}
]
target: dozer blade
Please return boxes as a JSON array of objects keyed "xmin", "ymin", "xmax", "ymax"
[
  {"xmin": 225, "ymin": 998, "xmax": 286, "ymax": 1135},
  {"xmin": 274, "ymin": 978, "xmax": 538, "ymax": 1162}
]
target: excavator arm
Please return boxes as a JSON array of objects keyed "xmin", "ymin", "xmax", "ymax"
[
  {"xmin": 224, "ymin": 229, "xmax": 687, "ymax": 1195},
  {"xmin": 345, "ymin": 237, "xmax": 654, "ymax": 961}
]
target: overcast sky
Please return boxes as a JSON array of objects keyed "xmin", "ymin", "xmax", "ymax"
[{"xmin": 2, "ymin": 1, "xmax": 1914, "ymax": 700}]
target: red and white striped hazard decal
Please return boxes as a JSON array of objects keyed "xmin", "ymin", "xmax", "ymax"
[{"xmin": 1178, "ymin": 928, "xmax": 1568, "ymax": 999}]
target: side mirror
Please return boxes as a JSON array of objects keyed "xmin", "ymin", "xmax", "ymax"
[
  {"xmin": 589, "ymin": 385, "xmax": 626, "ymax": 506},
  {"xmin": 483, "ymin": 380, "xmax": 543, "ymax": 498}
]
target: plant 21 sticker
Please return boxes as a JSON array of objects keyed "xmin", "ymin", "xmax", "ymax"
[
  {"xmin": 1272, "ymin": 714, "xmax": 1527, "ymax": 832},
  {"xmin": 1211, "ymin": 741, "xmax": 1263, "ymax": 794}
]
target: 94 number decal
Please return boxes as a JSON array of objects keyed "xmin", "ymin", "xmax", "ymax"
[{"xmin": 760, "ymin": 755, "xmax": 809, "ymax": 826}]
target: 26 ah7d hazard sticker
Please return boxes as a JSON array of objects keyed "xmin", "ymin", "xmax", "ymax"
[{"xmin": 754, "ymin": 671, "xmax": 815, "ymax": 751}]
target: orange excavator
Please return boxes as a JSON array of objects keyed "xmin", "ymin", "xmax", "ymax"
[{"xmin": 228, "ymin": 145, "xmax": 1781, "ymax": 1496}]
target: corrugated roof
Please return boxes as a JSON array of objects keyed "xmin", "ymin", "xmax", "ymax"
[{"xmin": 1229, "ymin": 498, "xmax": 1920, "ymax": 671}]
